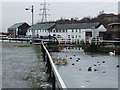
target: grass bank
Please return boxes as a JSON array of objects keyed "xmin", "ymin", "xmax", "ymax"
[
  {"xmin": 84, "ymin": 44, "xmax": 120, "ymax": 55},
  {"xmin": 0, "ymin": 42, "xmax": 32, "ymax": 47},
  {"xmin": 23, "ymin": 44, "xmax": 48, "ymax": 88}
]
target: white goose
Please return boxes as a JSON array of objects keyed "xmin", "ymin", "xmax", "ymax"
[{"xmin": 109, "ymin": 50, "xmax": 115, "ymax": 56}]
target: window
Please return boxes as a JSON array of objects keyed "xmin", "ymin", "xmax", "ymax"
[
  {"xmin": 56, "ymin": 30, "xmax": 58, "ymax": 32},
  {"xmin": 66, "ymin": 29, "xmax": 67, "ymax": 32},
  {"xmin": 53, "ymin": 34, "xmax": 56, "ymax": 36},
  {"xmin": 63, "ymin": 29, "xmax": 65, "ymax": 32},
  {"xmin": 68, "ymin": 35, "xmax": 70, "ymax": 38},
  {"xmin": 76, "ymin": 29, "xmax": 77, "ymax": 32},
  {"xmin": 72, "ymin": 29, "xmax": 74, "ymax": 32},
  {"xmin": 57, "ymin": 35, "xmax": 61, "ymax": 38},
  {"xmin": 71, "ymin": 35, "xmax": 74, "ymax": 38},
  {"xmin": 76, "ymin": 35, "xmax": 77, "ymax": 38},
  {"xmin": 53, "ymin": 30, "xmax": 55, "ymax": 33},
  {"xmin": 37, "ymin": 30, "xmax": 38, "ymax": 34},
  {"xmin": 59, "ymin": 30, "xmax": 61, "ymax": 33},
  {"xmin": 79, "ymin": 29, "xmax": 81, "ymax": 33}
]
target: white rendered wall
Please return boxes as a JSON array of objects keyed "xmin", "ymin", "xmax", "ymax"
[{"xmin": 26, "ymin": 25, "xmax": 106, "ymax": 43}]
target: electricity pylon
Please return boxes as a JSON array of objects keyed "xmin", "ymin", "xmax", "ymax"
[{"xmin": 39, "ymin": 0, "xmax": 50, "ymax": 23}]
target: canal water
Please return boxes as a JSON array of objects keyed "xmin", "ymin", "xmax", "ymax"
[
  {"xmin": 2, "ymin": 43, "xmax": 36, "ymax": 88},
  {"xmin": 51, "ymin": 47, "xmax": 119, "ymax": 88}
]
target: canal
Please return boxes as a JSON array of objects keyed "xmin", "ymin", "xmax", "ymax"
[{"xmin": 51, "ymin": 47, "xmax": 119, "ymax": 88}]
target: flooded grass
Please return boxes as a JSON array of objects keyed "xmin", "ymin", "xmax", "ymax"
[
  {"xmin": 2, "ymin": 42, "xmax": 36, "ymax": 88},
  {"xmin": 33, "ymin": 45, "xmax": 42, "ymax": 59},
  {"xmin": 22, "ymin": 44, "xmax": 48, "ymax": 88},
  {"xmin": 2, "ymin": 42, "xmax": 48, "ymax": 88},
  {"xmin": 1, "ymin": 42, "xmax": 32, "ymax": 48},
  {"xmin": 17, "ymin": 44, "xmax": 32, "ymax": 47},
  {"xmin": 51, "ymin": 56, "xmax": 68, "ymax": 66}
]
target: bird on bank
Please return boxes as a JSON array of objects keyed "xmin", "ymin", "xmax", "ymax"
[{"xmin": 109, "ymin": 50, "xmax": 115, "ymax": 56}]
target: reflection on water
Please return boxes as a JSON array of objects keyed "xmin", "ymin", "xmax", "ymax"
[{"xmin": 51, "ymin": 47, "xmax": 119, "ymax": 88}]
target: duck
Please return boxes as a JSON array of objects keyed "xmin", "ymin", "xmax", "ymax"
[
  {"xmin": 109, "ymin": 50, "xmax": 115, "ymax": 56},
  {"xmin": 116, "ymin": 65, "xmax": 119, "ymax": 68},
  {"xmin": 102, "ymin": 61, "xmax": 105, "ymax": 63},
  {"xmin": 72, "ymin": 63, "xmax": 74, "ymax": 65},
  {"xmin": 76, "ymin": 60, "xmax": 79, "ymax": 62},
  {"xmin": 88, "ymin": 67, "xmax": 92, "ymax": 71}
]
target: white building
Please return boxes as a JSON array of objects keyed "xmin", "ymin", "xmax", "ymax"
[
  {"xmin": 26, "ymin": 23, "xmax": 56, "ymax": 38},
  {"xmin": 51, "ymin": 22, "xmax": 107, "ymax": 44},
  {"xmin": 26, "ymin": 22, "xmax": 107, "ymax": 44}
]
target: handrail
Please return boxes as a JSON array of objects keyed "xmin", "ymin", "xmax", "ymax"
[{"xmin": 41, "ymin": 41, "xmax": 67, "ymax": 90}]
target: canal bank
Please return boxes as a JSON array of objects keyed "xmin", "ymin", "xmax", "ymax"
[
  {"xmin": 83, "ymin": 44, "xmax": 120, "ymax": 55},
  {"xmin": 1, "ymin": 42, "xmax": 48, "ymax": 88}
]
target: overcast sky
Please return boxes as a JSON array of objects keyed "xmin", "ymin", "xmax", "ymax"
[{"xmin": 0, "ymin": 0, "xmax": 120, "ymax": 32}]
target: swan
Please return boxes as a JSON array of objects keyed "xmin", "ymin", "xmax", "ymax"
[{"xmin": 109, "ymin": 50, "xmax": 115, "ymax": 56}]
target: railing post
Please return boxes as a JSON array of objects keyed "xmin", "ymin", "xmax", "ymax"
[
  {"xmin": 52, "ymin": 72, "xmax": 56, "ymax": 90},
  {"xmin": 41, "ymin": 43, "xmax": 44, "ymax": 61},
  {"xmin": 41, "ymin": 45, "xmax": 46, "ymax": 61},
  {"xmin": 46, "ymin": 55, "xmax": 52, "ymax": 82}
]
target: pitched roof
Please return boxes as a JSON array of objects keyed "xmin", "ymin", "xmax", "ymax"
[
  {"xmin": 109, "ymin": 23, "xmax": 120, "ymax": 26},
  {"xmin": 28, "ymin": 23, "xmax": 56, "ymax": 30},
  {"xmin": 55, "ymin": 22, "xmax": 101, "ymax": 30},
  {"xmin": 8, "ymin": 22, "xmax": 26, "ymax": 29}
]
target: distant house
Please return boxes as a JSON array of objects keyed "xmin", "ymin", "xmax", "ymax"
[
  {"xmin": 50, "ymin": 22, "xmax": 107, "ymax": 44},
  {"xmin": 26, "ymin": 23, "xmax": 56, "ymax": 38},
  {"xmin": 98, "ymin": 13, "xmax": 118, "ymax": 22},
  {"xmin": 8, "ymin": 22, "xmax": 30, "ymax": 38},
  {"xmin": 109, "ymin": 22, "xmax": 120, "ymax": 39}
]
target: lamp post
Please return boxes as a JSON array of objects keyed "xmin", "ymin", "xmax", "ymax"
[{"xmin": 25, "ymin": 5, "xmax": 34, "ymax": 44}]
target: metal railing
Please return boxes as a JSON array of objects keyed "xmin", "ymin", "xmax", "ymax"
[{"xmin": 41, "ymin": 41, "xmax": 67, "ymax": 90}]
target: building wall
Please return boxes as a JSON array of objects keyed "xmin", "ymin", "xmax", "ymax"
[
  {"xmin": 112, "ymin": 25, "xmax": 120, "ymax": 31},
  {"xmin": 26, "ymin": 24, "xmax": 107, "ymax": 44},
  {"xmin": 50, "ymin": 28, "xmax": 81, "ymax": 44},
  {"xmin": 8, "ymin": 23, "xmax": 30, "ymax": 38},
  {"xmin": 18, "ymin": 23, "xmax": 30, "ymax": 36},
  {"xmin": 111, "ymin": 24, "xmax": 120, "ymax": 39},
  {"xmin": 8, "ymin": 29, "xmax": 16, "ymax": 38}
]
